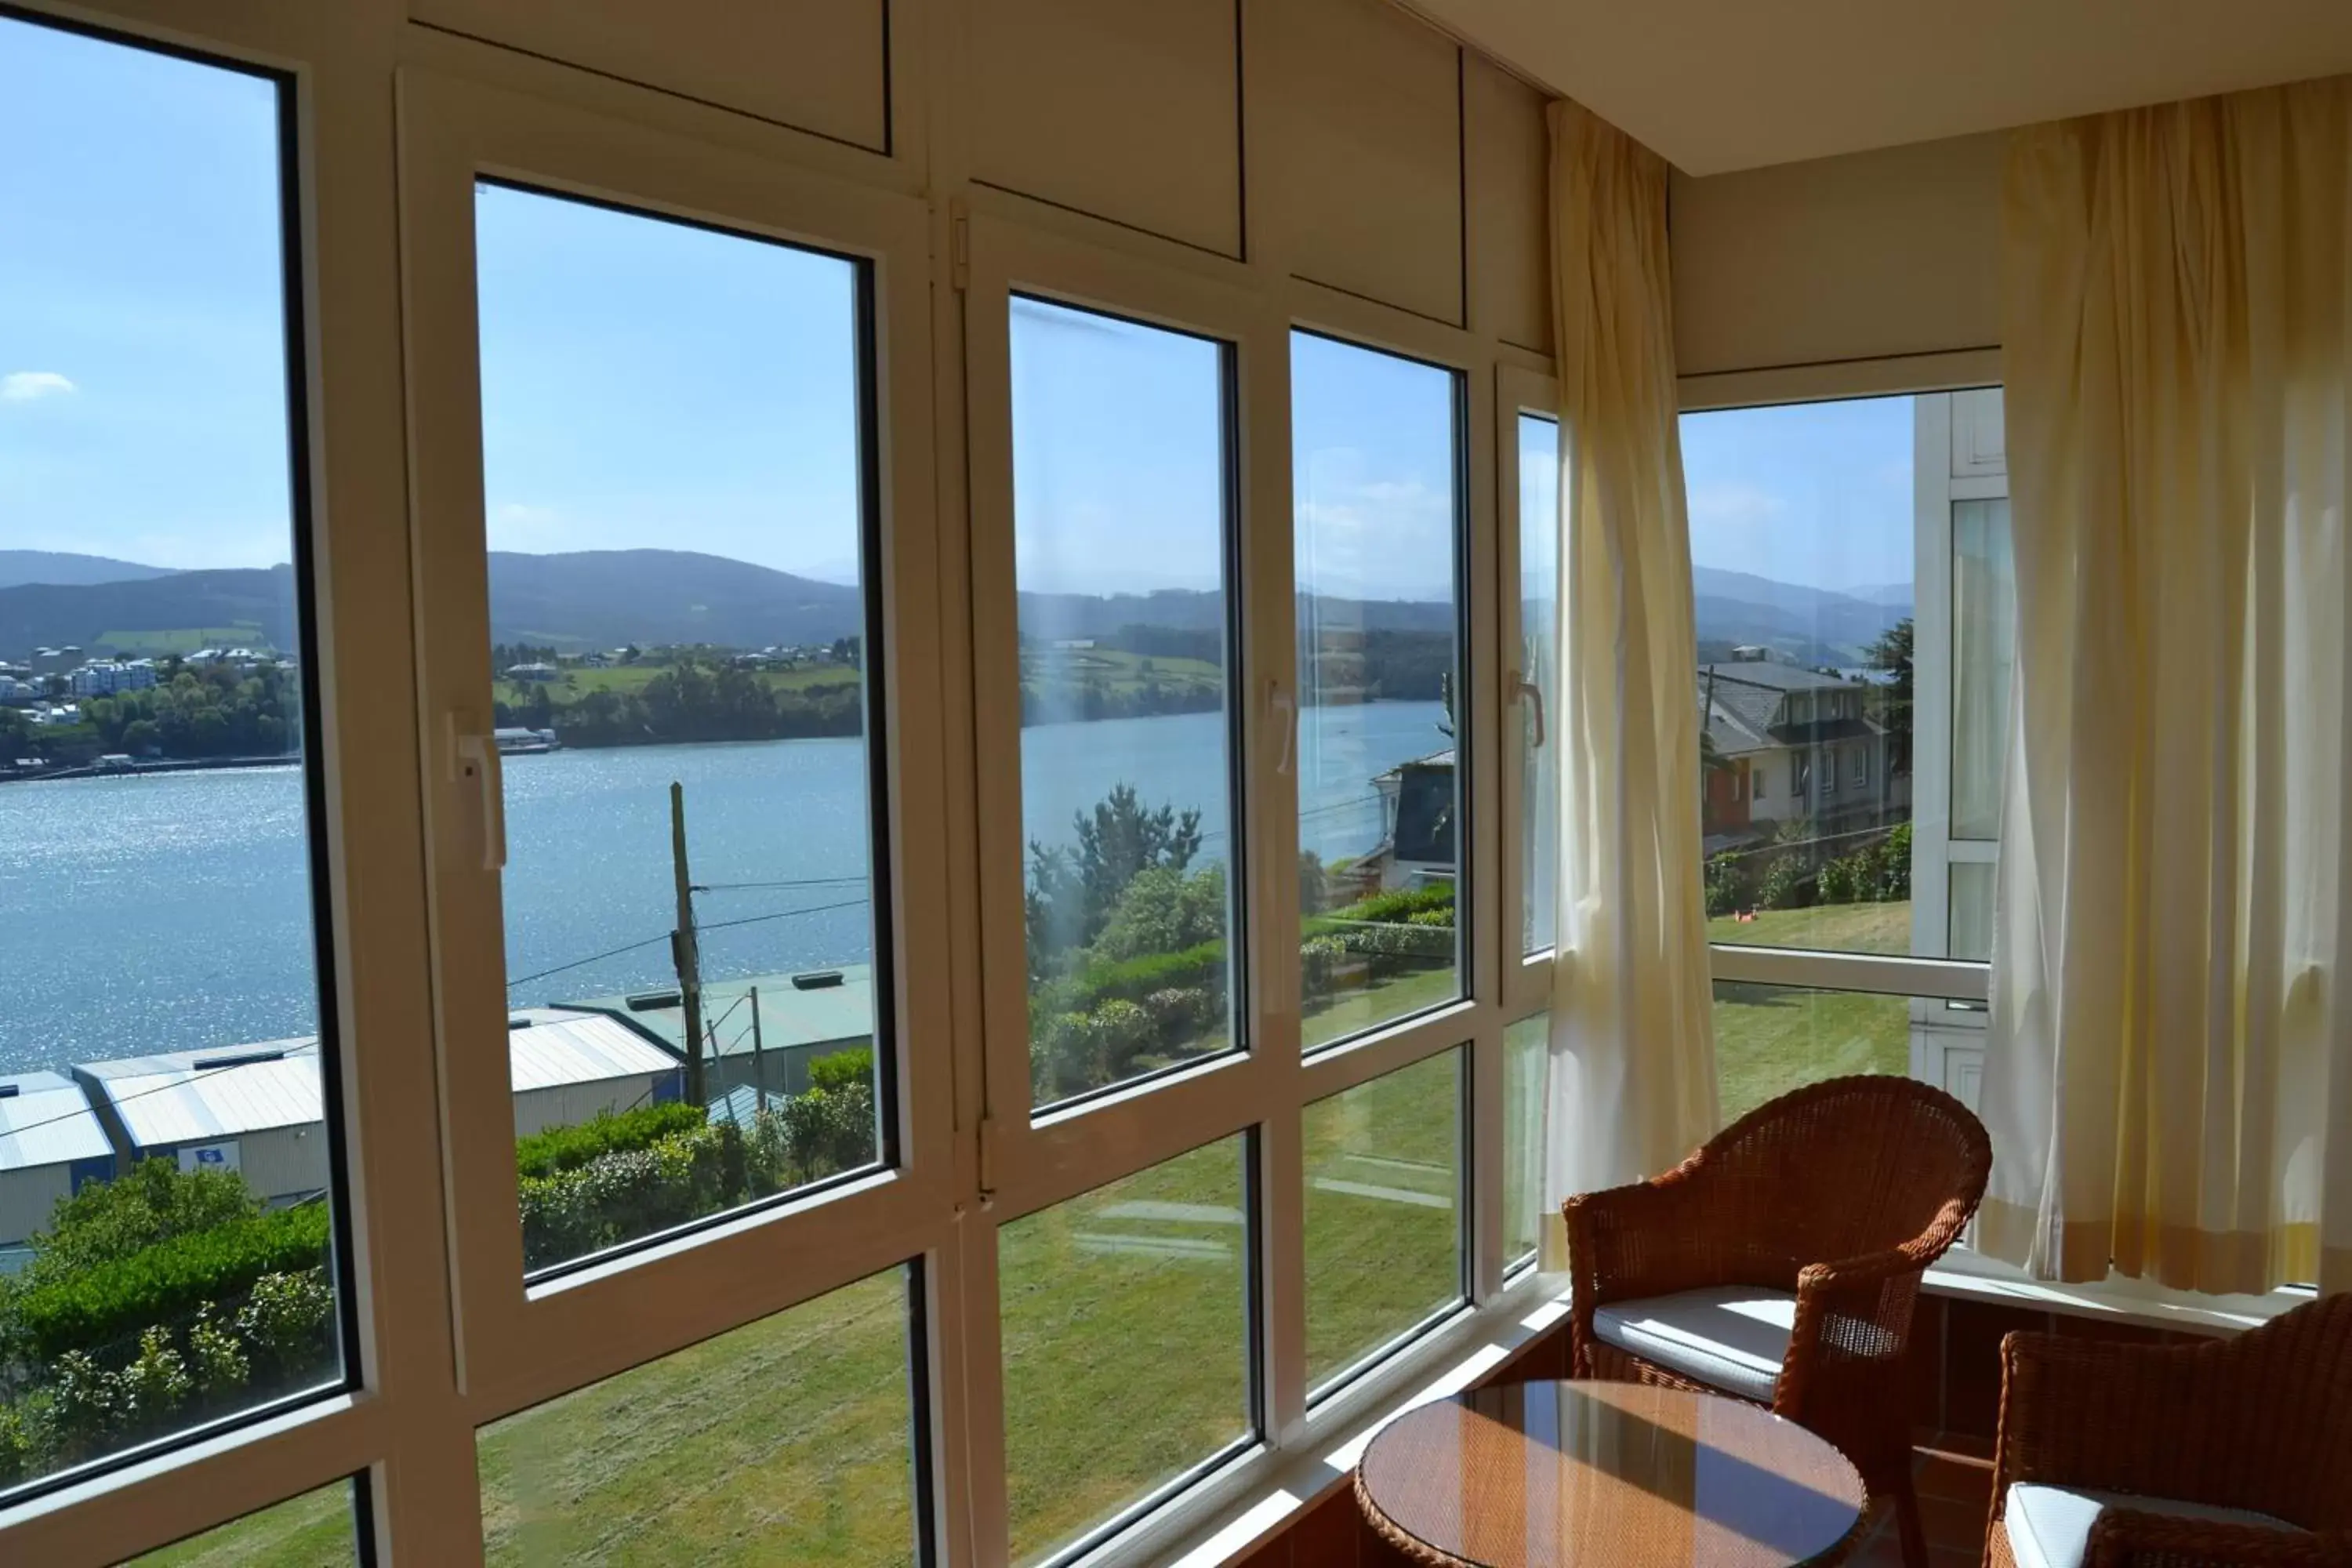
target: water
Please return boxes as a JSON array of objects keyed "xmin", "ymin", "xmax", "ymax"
[{"xmin": 0, "ymin": 702, "xmax": 1453, "ymax": 1076}]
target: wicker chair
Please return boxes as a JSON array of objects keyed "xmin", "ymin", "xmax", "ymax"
[
  {"xmin": 1563, "ymin": 1075, "xmax": 1991, "ymax": 1568},
  {"xmin": 1984, "ymin": 1294, "xmax": 2352, "ymax": 1568}
]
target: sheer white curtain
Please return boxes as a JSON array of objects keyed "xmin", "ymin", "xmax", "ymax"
[
  {"xmin": 1983, "ymin": 78, "xmax": 2352, "ymax": 1296},
  {"xmin": 1538, "ymin": 100, "xmax": 1718, "ymax": 1264}
]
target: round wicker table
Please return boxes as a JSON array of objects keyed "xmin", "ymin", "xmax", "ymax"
[{"xmin": 1355, "ymin": 1380, "xmax": 1867, "ymax": 1568}]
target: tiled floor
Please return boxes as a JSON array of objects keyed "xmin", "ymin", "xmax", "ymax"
[{"xmin": 1843, "ymin": 1432, "xmax": 1995, "ymax": 1568}]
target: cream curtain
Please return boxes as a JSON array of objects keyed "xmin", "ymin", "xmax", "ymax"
[
  {"xmin": 1982, "ymin": 78, "xmax": 2352, "ymax": 1296},
  {"xmin": 1539, "ymin": 100, "xmax": 1718, "ymax": 1262}
]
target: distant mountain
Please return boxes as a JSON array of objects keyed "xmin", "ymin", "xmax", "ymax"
[
  {"xmin": 0, "ymin": 566, "xmax": 296, "ymax": 657},
  {"xmin": 488, "ymin": 550, "xmax": 863, "ymax": 650},
  {"xmin": 0, "ymin": 550, "xmax": 179, "ymax": 590},
  {"xmin": 1692, "ymin": 564, "xmax": 1909, "ymax": 666},
  {"xmin": 1847, "ymin": 581, "xmax": 1916, "ymax": 611}
]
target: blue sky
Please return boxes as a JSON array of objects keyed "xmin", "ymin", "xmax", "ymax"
[{"xmin": 2, "ymin": 14, "xmax": 1913, "ymax": 602}]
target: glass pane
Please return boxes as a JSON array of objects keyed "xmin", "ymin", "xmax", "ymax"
[
  {"xmin": 474, "ymin": 184, "xmax": 884, "ymax": 1273},
  {"xmin": 1294, "ymin": 333, "xmax": 1464, "ymax": 1048},
  {"xmin": 478, "ymin": 1267, "xmax": 919, "ymax": 1566},
  {"xmin": 0, "ymin": 16, "xmax": 347, "ymax": 1494},
  {"xmin": 999, "ymin": 1135, "xmax": 1250, "ymax": 1564},
  {"xmin": 1519, "ymin": 414, "xmax": 1562, "ymax": 958},
  {"xmin": 1687, "ymin": 396, "xmax": 1918, "ymax": 957},
  {"xmin": 1711, "ymin": 982, "xmax": 1912, "ymax": 1126},
  {"xmin": 1008, "ymin": 299, "xmax": 1237, "ymax": 1109},
  {"xmin": 1949, "ymin": 862, "xmax": 1994, "ymax": 963},
  {"xmin": 1305, "ymin": 1051, "xmax": 1462, "ymax": 1392},
  {"xmin": 1503, "ymin": 1014, "xmax": 1548, "ymax": 1269},
  {"xmin": 1951, "ymin": 498, "xmax": 2013, "ymax": 840},
  {"xmin": 125, "ymin": 1480, "xmax": 358, "ymax": 1566}
]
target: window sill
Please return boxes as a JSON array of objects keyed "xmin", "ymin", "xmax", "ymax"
[
  {"xmin": 1924, "ymin": 1248, "xmax": 2314, "ymax": 1337},
  {"xmin": 1108, "ymin": 1276, "xmax": 1572, "ymax": 1568}
]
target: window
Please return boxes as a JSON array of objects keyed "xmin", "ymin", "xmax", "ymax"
[
  {"xmin": 477, "ymin": 1268, "xmax": 923, "ymax": 1565},
  {"xmin": 1007, "ymin": 298, "xmax": 1239, "ymax": 1109},
  {"xmin": 0, "ymin": 13, "xmax": 351, "ymax": 1496},
  {"xmin": 1293, "ymin": 333, "xmax": 1465, "ymax": 1047},
  {"xmin": 1304, "ymin": 1050, "xmax": 1464, "ymax": 1392},
  {"xmin": 472, "ymin": 183, "xmax": 887, "ymax": 1273},
  {"xmin": 124, "ymin": 1480, "xmax": 360, "ymax": 1566},
  {"xmin": 1687, "ymin": 390, "xmax": 2009, "ymax": 1127},
  {"xmin": 1518, "ymin": 414, "xmax": 1562, "ymax": 959},
  {"xmin": 998, "ymin": 1136, "xmax": 1253, "ymax": 1564}
]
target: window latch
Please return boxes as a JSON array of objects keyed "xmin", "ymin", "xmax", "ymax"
[
  {"xmin": 1511, "ymin": 670, "xmax": 1547, "ymax": 748},
  {"xmin": 445, "ymin": 712, "xmax": 507, "ymax": 873},
  {"xmin": 1267, "ymin": 681, "xmax": 1296, "ymax": 777}
]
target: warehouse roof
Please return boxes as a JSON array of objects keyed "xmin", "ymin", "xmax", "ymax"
[
  {"xmin": 76, "ymin": 1012, "xmax": 681, "ymax": 1150},
  {"xmin": 564, "ymin": 966, "xmax": 876, "ymax": 1059},
  {"xmin": 0, "ymin": 1070, "xmax": 113, "ymax": 1172}
]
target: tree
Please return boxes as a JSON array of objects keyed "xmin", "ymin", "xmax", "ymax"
[
  {"xmin": 1024, "ymin": 784, "xmax": 1204, "ymax": 969},
  {"xmin": 1865, "ymin": 617, "xmax": 1915, "ymax": 778}
]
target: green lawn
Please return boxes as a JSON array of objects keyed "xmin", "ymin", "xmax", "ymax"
[
  {"xmin": 1019, "ymin": 646, "xmax": 1222, "ymax": 699},
  {"xmin": 497, "ymin": 663, "xmax": 861, "ymax": 706},
  {"xmin": 1711, "ymin": 984, "xmax": 1911, "ymax": 1124},
  {"xmin": 1301, "ymin": 960, "xmax": 1461, "ymax": 1049},
  {"xmin": 129, "ymin": 1482, "xmax": 358, "ymax": 1566},
  {"xmin": 1706, "ymin": 897, "xmax": 1913, "ymax": 956}
]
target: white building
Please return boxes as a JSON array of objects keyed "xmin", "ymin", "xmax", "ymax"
[
  {"xmin": 565, "ymin": 967, "xmax": 874, "ymax": 1105},
  {"xmin": 73, "ymin": 1014, "xmax": 684, "ymax": 1203},
  {"xmin": 0, "ymin": 1072, "xmax": 115, "ymax": 1254},
  {"xmin": 68, "ymin": 659, "xmax": 158, "ymax": 697}
]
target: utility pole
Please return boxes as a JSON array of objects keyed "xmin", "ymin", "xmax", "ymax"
[{"xmin": 670, "ymin": 782, "xmax": 706, "ymax": 1108}]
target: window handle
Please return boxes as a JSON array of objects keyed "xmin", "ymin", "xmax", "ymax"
[
  {"xmin": 1268, "ymin": 681, "xmax": 1296, "ymax": 777},
  {"xmin": 1511, "ymin": 670, "xmax": 1547, "ymax": 749},
  {"xmin": 447, "ymin": 713, "xmax": 507, "ymax": 873}
]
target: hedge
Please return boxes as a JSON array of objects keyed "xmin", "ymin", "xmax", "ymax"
[
  {"xmin": 9, "ymin": 1203, "xmax": 332, "ymax": 1364},
  {"xmin": 514, "ymin": 1100, "xmax": 704, "ymax": 1180}
]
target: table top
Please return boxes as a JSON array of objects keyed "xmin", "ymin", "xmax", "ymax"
[{"xmin": 1355, "ymin": 1379, "xmax": 1867, "ymax": 1568}]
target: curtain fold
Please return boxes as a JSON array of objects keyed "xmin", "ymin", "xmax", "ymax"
[
  {"xmin": 1539, "ymin": 101, "xmax": 1719, "ymax": 1265},
  {"xmin": 1983, "ymin": 77, "xmax": 2352, "ymax": 1296}
]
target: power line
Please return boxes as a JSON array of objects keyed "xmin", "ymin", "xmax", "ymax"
[
  {"xmin": 506, "ymin": 933, "xmax": 674, "ymax": 991},
  {"xmin": 696, "ymin": 895, "xmax": 870, "ymax": 935},
  {"xmin": 691, "ymin": 875, "xmax": 867, "ymax": 894}
]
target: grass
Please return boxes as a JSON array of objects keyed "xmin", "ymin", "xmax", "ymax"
[
  {"xmin": 1019, "ymin": 646, "xmax": 1223, "ymax": 699},
  {"xmin": 1711, "ymin": 983, "xmax": 1911, "ymax": 1125},
  {"xmin": 1706, "ymin": 898, "xmax": 1913, "ymax": 956},
  {"xmin": 1301, "ymin": 960, "xmax": 1462, "ymax": 1050},
  {"xmin": 495, "ymin": 663, "xmax": 860, "ymax": 706},
  {"xmin": 129, "ymin": 1481, "xmax": 358, "ymax": 1566}
]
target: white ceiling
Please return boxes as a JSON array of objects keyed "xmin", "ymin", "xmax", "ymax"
[{"xmin": 1409, "ymin": 0, "xmax": 2352, "ymax": 174}]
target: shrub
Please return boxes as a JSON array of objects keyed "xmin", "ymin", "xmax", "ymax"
[
  {"xmin": 1817, "ymin": 852, "xmax": 1862, "ymax": 904},
  {"xmin": 1755, "ymin": 854, "xmax": 1814, "ymax": 911},
  {"xmin": 1704, "ymin": 853, "xmax": 1750, "ymax": 916},
  {"xmin": 805, "ymin": 1047, "xmax": 873, "ymax": 1098},
  {"xmin": 1033, "ymin": 1011, "xmax": 1107, "ymax": 1102},
  {"xmin": 1091, "ymin": 865, "xmax": 1227, "ymax": 963},
  {"xmin": 513, "ymin": 1101, "xmax": 705, "ymax": 1181},
  {"xmin": 777, "ymin": 1080, "xmax": 876, "ymax": 1188},
  {"xmin": 1091, "ymin": 999, "xmax": 1156, "ymax": 1074},
  {"xmin": 1316, "ymin": 882, "xmax": 1455, "ymax": 929},
  {"xmin": 1299, "ymin": 936, "xmax": 1348, "ymax": 1003},
  {"xmin": 1143, "ymin": 986, "xmax": 1208, "ymax": 1041},
  {"xmin": 20, "ymin": 1158, "xmax": 260, "ymax": 1293},
  {"xmin": 187, "ymin": 1305, "xmax": 249, "ymax": 1397},
  {"xmin": 7, "ymin": 1203, "xmax": 332, "ymax": 1365}
]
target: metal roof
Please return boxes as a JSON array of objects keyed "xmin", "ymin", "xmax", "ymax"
[
  {"xmin": 505, "ymin": 1008, "xmax": 682, "ymax": 1093},
  {"xmin": 77, "ymin": 1012, "xmax": 680, "ymax": 1151},
  {"xmin": 0, "ymin": 1071, "xmax": 112, "ymax": 1173},
  {"xmin": 564, "ymin": 966, "xmax": 876, "ymax": 1059}
]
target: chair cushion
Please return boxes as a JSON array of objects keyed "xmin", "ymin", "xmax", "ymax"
[
  {"xmin": 2005, "ymin": 1484, "xmax": 2303, "ymax": 1568},
  {"xmin": 1591, "ymin": 1286, "xmax": 1795, "ymax": 1403}
]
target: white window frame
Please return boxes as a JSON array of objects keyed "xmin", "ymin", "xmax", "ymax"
[{"xmin": 1496, "ymin": 364, "xmax": 1560, "ymax": 1022}]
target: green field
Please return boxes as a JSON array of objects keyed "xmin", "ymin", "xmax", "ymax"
[
  {"xmin": 1020, "ymin": 645, "xmax": 1223, "ymax": 698},
  {"xmin": 96, "ymin": 625, "xmax": 268, "ymax": 656},
  {"xmin": 1706, "ymin": 897, "xmax": 1912, "ymax": 956},
  {"xmin": 129, "ymin": 1482, "xmax": 357, "ymax": 1566},
  {"xmin": 497, "ymin": 662, "xmax": 860, "ymax": 705}
]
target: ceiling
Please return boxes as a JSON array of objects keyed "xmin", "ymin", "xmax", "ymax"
[{"xmin": 1408, "ymin": 0, "xmax": 2352, "ymax": 174}]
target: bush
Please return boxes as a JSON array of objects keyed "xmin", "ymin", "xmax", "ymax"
[
  {"xmin": 806, "ymin": 1047, "xmax": 873, "ymax": 1098},
  {"xmin": 1315, "ymin": 882, "xmax": 1455, "ymax": 930},
  {"xmin": 1033, "ymin": 1011, "xmax": 1107, "ymax": 1102},
  {"xmin": 20, "ymin": 1158, "xmax": 260, "ymax": 1292},
  {"xmin": 1755, "ymin": 854, "xmax": 1815, "ymax": 911},
  {"xmin": 234, "ymin": 1269, "xmax": 334, "ymax": 1380},
  {"xmin": 1817, "ymin": 852, "xmax": 1862, "ymax": 904},
  {"xmin": 1300, "ymin": 936, "xmax": 1348, "ymax": 1004},
  {"xmin": 513, "ymin": 1101, "xmax": 705, "ymax": 1181},
  {"xmin": 1090, "ymin": 865, "xmax": 1227, "ymax": 964},
  {"xmin": 7, "ymin": 1203, "xmax": 332, "ymax": 1365},
  {"xmin": 1091, "ymin": 999, "xmax": 1156, "ymax": 1075},
  {"xmin": 1704, "ymin": 853, "xmax": 1750, "ymax": 916},
  {"xmin": 1143, "ymin": 986, "xmax": 1209, "ymax": 1041}
]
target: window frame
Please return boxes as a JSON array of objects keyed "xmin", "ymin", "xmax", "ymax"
[
  {"xmin": 397, "ymin": 66, "xmax": 961, "ymax": 1446},
  {"xmin": 1495, "ymin": 365, "xmax": 1561, "ymax": 1022}
]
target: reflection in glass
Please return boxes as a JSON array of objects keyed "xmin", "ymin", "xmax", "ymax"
[
  {"xmin": 125, "ymin": 1480, "xmax": 359, "ymax": 1567},
  {"xmin": 1951, "ymin": 499, "xmax": 2014, "ymax": 841},
  {"xmin": 1949, "ymin": 862, "xmax": 1994, "ymax": 964},
  {"xmin": 474, "ymin": 183, "xmax": 884, "ymax": 1272},
  {"xmin": 477, "ymin": 1268, "xmax": 919, "ymax": 1566},
  {"xmin": 1008, "ymin": 298, "xmax": 1237, "ymax": 1109},
  {"xmin": 1710, "ymin": 982, "xmax": 1911, "ymax": 1126},
  {"xmin": 1293, "ymin": 333, "xmax": 1465, "ymax": 1048},
  {"xmin": 1305, "ymin": 1051, "xmax": 1463, "ymax": 1391},
  {"xmin": 0, "ymin": 15, "xmax": 347, "ymax": 1494},
  {"xmin": 1503, "ymin": 1014, "xmax": 1548, "ymax": 1269},
  {"xmin": 1685, "ymin": 396, "xmax": 1918, "ymax": 960},
  {"xmin": 1519, "ymin": 415, "xmax": 1562, "ymax": 959},
  {"xmin": 999, "ymin": 1136, "xmax": 1251, "ymax": 1564}
]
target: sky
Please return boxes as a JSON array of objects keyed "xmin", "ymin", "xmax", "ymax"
[{"xmin": 2, "ymin": 13, "xmax": 1914, "ymax": 603}]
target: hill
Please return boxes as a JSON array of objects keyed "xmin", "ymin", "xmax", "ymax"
[
  {"xmin": 0, "ymin": 550, "xmax": 180, "ymax": 590},
  {"xmin": 1691, "ymin": 564, "xmax": 1908, "ymax": 666}
]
